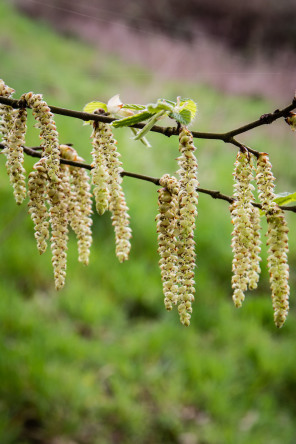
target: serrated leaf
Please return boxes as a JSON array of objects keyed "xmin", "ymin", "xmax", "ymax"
[
  {"xmin": 147, "ymin": 101, "xmax": 174, "ymax": 114},
  {"xmin": 170, "ymin": 109, "xmax": 192, "ymax": 125},
  {"xmin": 122, "ymin": 104, "xmax": 146, "ymax": 111},
  {"xmin": 179, "ymin": 99, "xmax": 197, "ymax": 121},
  {"xmin": 158, "ymin": 99, "xmax": 176, "ymax": 106},
  {"xmin": 274, "ymin": 192, "xmax": 296, "ymax": 206},
  {"xmin": 111, "ymin": 111, "xmax": 153, "ymax": 128}
]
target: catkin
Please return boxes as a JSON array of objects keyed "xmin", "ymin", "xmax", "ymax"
[
  {"xmin": 47, "ymin": 168, "xmax": 69, "ymax": 290},
  {"xmin": 176, "ymin": 127, "xmax": 199, "ymax": 326},
  {"xmin": 23, "ymin": 92, "xmax": 60, "ymax": 182},
  {"xmin": 256, "ymin": 153, "xmax": 289, "ymax": 327},
  {"xmin": 91, "ymin": 121, "xmax": 132, "ymax": 262},
  {"xmin": 28, "ymin": 158, "xmax": 49, "ymax": 254},
  {"xmin": 157, "ymin": 174, "xmax": 180, "ymax": 311},
  {"xmin": 230, "ymin": 150, "xmax": 261, "ymax": 306},
  {"xmin": 70, "ymin": 165, "xmax": 93, "ymax": 265},
  {"xmin": 4, "ymin": 108, "xmax": 27, "ymax": 204},
  {"xmin": 91, "ymin": 123, "xmax": 110, "ymax": 215},
  {"xmin": 247, "ymin": 206, "xmax": 262, "ymax": 290},
  {"xmin": 0, "ymin": 80, "xmax": 15, "ymax": 146},
  {"xmin": 60, "ymin": 144, "xmax": 93, "ymax": 266}
]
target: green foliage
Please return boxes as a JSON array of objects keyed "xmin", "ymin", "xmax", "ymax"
[
  {"xmin": 1, "ymin": 2, "xmax": 296, "ymax": 444},
  {"xmin": 112, "ymin": 97, "xmax": 197, "ymax": 133},
  {"xmin": 111, "ymin": 110, "xmax": 153, "ymax": 128},
  {"xmin": 274, "ymin": 191, "xmax": 296, "ymax": 206}
]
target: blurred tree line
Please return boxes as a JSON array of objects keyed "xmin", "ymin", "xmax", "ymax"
[{"xmin": 14, "ymin": 0, "xmax": 296, "ymax": 56}]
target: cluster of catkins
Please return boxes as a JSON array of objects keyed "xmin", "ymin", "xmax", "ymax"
[
  {"xmin": 90, "ymin": 118, "xmax": 131, "ymax": 262},
  {"xmin": 156, "ymin": 127, "xmax": 199, "ymax": 326},
  {"xmin": 230, "ymin": 149, "xmax": 289, "ymax": 327},
  {"xmin": 0, "ymin": 80, "xmax": 131, "ymax": 290},
  {"xmin": 0, "ymin": 79, "xmax": 292, "ymax": 328}
]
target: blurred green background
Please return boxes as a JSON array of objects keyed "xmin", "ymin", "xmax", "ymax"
[{"xmin": 1, "ymin": 2, "xmax": 296, "ymax": 443}]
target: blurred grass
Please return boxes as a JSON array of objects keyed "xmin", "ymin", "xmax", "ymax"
[{"xmin": 1, "ymin": 2, "xmax": 296, "ymax": 443}]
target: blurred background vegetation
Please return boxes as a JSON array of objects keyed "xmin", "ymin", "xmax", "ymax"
[{"xmin": 1, "ymin": 1, "xmax": 296, "ymax": 443}]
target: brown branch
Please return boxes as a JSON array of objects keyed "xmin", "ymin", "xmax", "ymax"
[
  {"xmin": 0, "ymin": 96, "xmax": 295, "ymax": 145},
  {"xmin": 1, "ymin": 142, "xmax": 295, "ymax": 213}
]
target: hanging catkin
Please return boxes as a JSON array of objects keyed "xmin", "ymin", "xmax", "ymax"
[
  {"xmin": 176, "ymin": 127, "xmax": 199, "ymax": 326},
  {"xmin": 5, "ymin": 108, "xmax": 27, "ymax": 204},
  {"xmin": 230, "ymin": 150, "xmax": 261, "ymax": 307},
  {"xmin": 90, "ymin": 120, "xmax": 132, "ymax": 262},
  {"xmin": 157, "ymin": 174, "xmax": 180, "ymax": 311},
  {"xmin": 60, "ymin": 144, "xmax": 93, "ymax": 265},
  {"xmin": 47, "ymin": 167, "xmax": 70, "ymax": 290},
  {"xmin": 256, "ymin": 153, "xmax": 289, "ymax": 327},
  {"xmin": 0, "ymin": 79, "xmax": 15, "ymax": 146},
  {"xmin": 23, "ymin": 92, "xmax": 60, "ymax": 182},
  {"xmin": 91, "ymin": 122, "xmax": 110, "ymax": 215},
  {"xmin": 28, "ymin": 158, "xmax": 49, "ymax": 254}
]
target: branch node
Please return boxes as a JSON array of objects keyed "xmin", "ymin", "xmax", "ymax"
[
  {"xmin": 163, "ymin": 127, "xmax": 176, "ymax": 137},
  {"xmin": 260, "ymin": 113, "xmax": 273, "ymax": 124}
]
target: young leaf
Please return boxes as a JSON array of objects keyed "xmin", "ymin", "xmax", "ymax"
[
  {"xmin": 83, "ymin": 101, "xmax": 108, "ymax": 114},
  {"xmin": 122, "ymin": 104, "xmax": 147, "ymax": 111},
  {"xmin": 111, "ymin": 111, "xmax": 153, "ymax": 128},
  {"xmin": 158, "ymin": 99, "xmax": 176, "ymax": 106},
  {"xmin": 179, "ymin": 99, "xmax": 197, "ymax": 121},
  {"xmin": 82, "ymin": 101, "xmax": 108, "ymax": 125},
  {"xmin": 147, "ymin": 101, "xmax": 174, "ymax": 114},
  {"xmin": 133, "ymin": 111, "xmax": 166, "ymax": 140},
  {"xmin": 170, "ymin": 109, "xmax": 192, "ymax": 125},
  {"xmin": 274, "ymin": 191, "xmax": 296, "ymax": 206},
  {"xmin": 130, "ymin": 128, "xmax": 152, "ymax": 148}
]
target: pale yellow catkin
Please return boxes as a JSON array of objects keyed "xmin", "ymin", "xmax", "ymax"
[
  {"xmin": 47, "ymin": 168, "xmax": 69, "ymax": 290},
  {"xmin": 91, "ymin": 123, "xmax": 110, "ymax": 215},
  {"xmin": 28, "ymin": 158, "xmax": 49, "ymax": 254},
  {"xmin": 157, "ymin": 174, "xmax": 180, "ymax": 311},
  {"xmin": 230, "ymin": 150, "xmax": 261, "ymax": 307},
  {"xmin": 247, "ymin": 206, "xmax": 262, "ymax": 290},
  {"xmin": 0, "ymin": 80, "xmax": 15, "ymax": 145},
  {"xmin": 176, "ymin": 127, "xmax": 198, "ymax": 326},
  {"xmin": 69, "ymin": 165, "xmax": 93, "ymax": 265},
  {"xmin": 23, "ymin": 92, "xmax": 60, "ymax": 182},
  {"xmin": 59, "ymin": 144, "xmax": 93, "ymax": 266},
  {"xmin": 91, "ymin": 121, "xmax": 131, "ymax": 262},
  {"xmin": 5, "ymin": 108, "xmax": 27, "ymax": 204},
  {"xmin": 256, "ymin": 153, "xmax": 289, "ymax": 328}
]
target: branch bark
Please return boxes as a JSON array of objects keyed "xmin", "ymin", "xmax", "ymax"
[
  {"xmin": 1, "ymin": 142, "xmax": 295, "ymax": 213},
  {"xmin": 0, "ymin": 96, "xmax": 295, "ymax": 146}
]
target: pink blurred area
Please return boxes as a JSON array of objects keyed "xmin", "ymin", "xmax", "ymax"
[{"xmin": 13, "ymin": 0, "xmax": 296, "ymax": 100}]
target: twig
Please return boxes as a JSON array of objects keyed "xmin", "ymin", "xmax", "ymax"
[
  {"xmin": 0, "ymin": 96, "xmax": 295, "ymax": 145},
  {"xmin": 0, "ymin": 142, "xmax": 295, "ymax": 213}
]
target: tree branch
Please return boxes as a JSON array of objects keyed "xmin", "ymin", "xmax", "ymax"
[
  {"xmin": 0, "ymin": 96, "xmax": 295, "ymax": 146},
  {"xmin": 1, "ymin": 142, "xmax": 295, "ymax": 213}
]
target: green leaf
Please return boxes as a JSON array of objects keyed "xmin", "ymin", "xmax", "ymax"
[
  {"xmin": 122, "ymin": 104, "xmax": 146, "ymax": 111},
  {"xmin": 274, "ymin": 192, "xmax": 296, "ymax": 206},
  {"xmin": 83, "ymin": 101, "xmax": 107, "ymax": 114},
  {"xmin": 158, "ymin": 99, "xmax": 176, "ymax": 106},
  {"xmin": 259, "ymin": 191, "xmax": 296, "ymax": 216},
  {"xmin": 170, "ymin": 109, "xmax": 192, "ymax": 125},
  {"xmin": 82, "ymin": 101, "xmax": 108, "ymax": 125},
  {"xmin": 179, "ymin": 99, "xmax": 197, "ymax": 121},
  {"xmin": 133, "ymin": 111, "xmax": 166, "ymax": 140},
  {"xmin": 111, "ymin": 111, "xmax": 153, "ymax": 128},
  {"xmin": 167, "ymin": 99, "xmax": 198, "ymax": 125},
  {"xmin": 130, "ymin": 128, "xmax": 151, "ymax": 148},
  {"xmin": 147, "ymin": 101, "xmax": 174, "ymax": 114}
]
